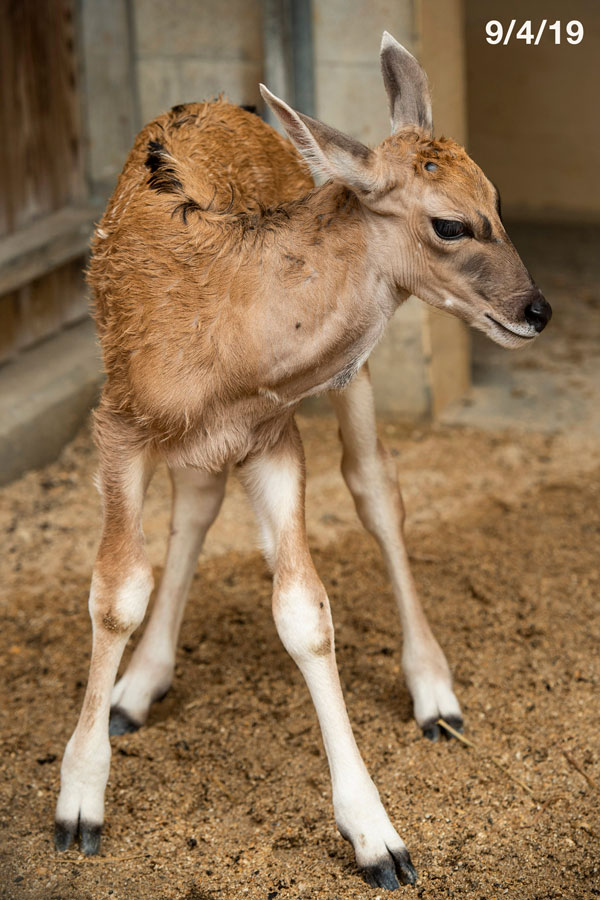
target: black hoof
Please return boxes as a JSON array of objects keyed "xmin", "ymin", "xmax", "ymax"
[
  {"xmin": 109, "ymin": 706, "xmax": 141, "ymax": 736},
  {"xmin": 80, "ymin": 822, "xmax": 102, "ymax": 856},
  {"xmin": 362, "ymin": 848, "xmax": 417, "ymax": 890},
  {"xmin": 54, "ymin": 819, "xmax": 102, "ymax": 855},
  {"xmin": 363, "ymin": 863, "xmax": 400, "ymax": 891},
  {"xmin": 395, "ymin": 847, "xmax": 418, "ymax": 885},
  {"xmin": 440, "ymin": 715, "xmax": 464, "ymax": 739},
  {"xmin": 54, "ymin": 820, "xmax": 76, "ymax": 852},
  {"xmin": 422, "ymin": 721, "xmax": 440, "ymax": 742}
]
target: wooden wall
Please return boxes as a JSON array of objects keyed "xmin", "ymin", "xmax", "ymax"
[{"xmin": 0, "ymin": 0, "xmax": 90, "ymax": 364}]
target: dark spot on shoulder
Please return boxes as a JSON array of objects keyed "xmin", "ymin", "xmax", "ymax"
[
  {"xmin": 295, "ymin": 322, "xmax": 302, "ymax": 329},
  {"xmin": 172, "ymin": 198, "xmax": 204, "ymax": 224},
  {"xmin": 146, "ymin": 140, "xmax": 166, "ymax": 170},
  {"xmin": 171, "ymin": 114, "xmax": 196, "ymax": 129},
  {"xmin": 284, "ymin": 253, "xmax": 305, "ymax": 269},
  {"xmin": 145, "ymin": 140, "xmax": 183, "ymax": 195}
]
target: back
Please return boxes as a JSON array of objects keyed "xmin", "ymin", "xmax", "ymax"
[{"xmin": 88, "ymin": 99, "xmax": 313, "ymax": 415}]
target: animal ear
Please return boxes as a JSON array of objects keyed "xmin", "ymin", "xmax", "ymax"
[
  {"xmin": 380, "ymin": 31, "xmax": 433, "ymax": 137},
  {"xmin": 259, "ymin": 84, "xmax": 378, "ymax": 195}
]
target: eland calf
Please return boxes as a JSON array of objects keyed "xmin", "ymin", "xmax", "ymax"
[{"xmin": 55, "ymin": 33, "xmax": 551, "ymax": 890}]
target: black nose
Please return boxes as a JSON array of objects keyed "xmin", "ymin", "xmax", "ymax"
[{"xmin": 524, "ymin": 289, "xmax": 552, "ymax": 333}]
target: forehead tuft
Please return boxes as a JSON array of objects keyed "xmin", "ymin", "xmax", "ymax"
[
  {"xmin": 382, "ymin": 131, "xmax": 478, "ymax": 176},
  {"xmin": 414, "ymin": 136, "xmax": 473, "ymax": 175},
  {"xmin": 395, "ymin": 132, "xmax": 489, "ymax": 199},
  {"xmin": 378, "ymin": 131, "xmax": 492, "ymax": 204}
]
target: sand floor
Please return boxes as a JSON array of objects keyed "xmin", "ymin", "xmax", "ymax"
[{"xmin": 1, "ymin": 412, "xmax": 599, "ymax": 900}]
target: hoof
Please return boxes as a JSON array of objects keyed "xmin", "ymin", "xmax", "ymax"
[
  {"xmin": 422, "ymin": 715, "xmax": 464, "ymax": 742},
  {"xmin": 109, "ymin": 706, "xmax": 141, "ymax": 736},
  {"xmin": 422, "ymin": 721, "xmax": 440, "ymax": 742},
  {"xmin": 80, "ymin": 822, "xmax": 102, "ymax": 856},
  {"xmin": 54, "ymin": 820, "xmax": 76, "ymax": 852},
  {"xmin": 362, "ymin": 848, "xmax": 418, "ymax": 890},
  {"xmin": 54, "ymin": 819, "xmax": 102, "ymax": 855},
  {"xmin": 439, "ymin": 715, "xmax": 464, "ymax": 739}
]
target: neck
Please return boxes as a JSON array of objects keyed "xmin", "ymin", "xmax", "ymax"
[{"xmin": 235, "ymin": 182, "xmax": 400, "ymax": 400}]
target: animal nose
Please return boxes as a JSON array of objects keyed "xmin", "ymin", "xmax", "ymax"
[{"xmin": 524, "ymin": 289, "xmax": 552, "ymax": 333}]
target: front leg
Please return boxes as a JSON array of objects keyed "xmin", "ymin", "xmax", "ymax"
[
  {"xmin": 239, "ymin": 420, "xmax": 417, "ymax": 890},
  {"xmin": 329, "ymin": 365, "xmax": 463, "ymax": 741}
]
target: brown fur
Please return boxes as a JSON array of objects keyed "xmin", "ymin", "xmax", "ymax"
[
  {"xmin": 90, "ymin": 98, "xmax": 539, "ymax": 481},
  {"xmin": 90, "ymin": 99, "xmax": 542, "ymax": 472}
]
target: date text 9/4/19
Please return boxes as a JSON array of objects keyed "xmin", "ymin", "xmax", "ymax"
[{"xmin": 486, "ymin": 20, "xmax": 584, "ymax": 46}]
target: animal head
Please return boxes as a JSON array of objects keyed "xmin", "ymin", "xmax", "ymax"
[{"xmin": 260, "ymin": 32, "xmax": 551, "ymax": 348}]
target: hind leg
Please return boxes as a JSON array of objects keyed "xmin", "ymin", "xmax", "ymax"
[
  {"xmin": 55, "ymin": 413, "xmax": 155, "ymax": 853},
  {"xmin": 329, "ymin": 365, "xmax": 462, "ymax": 740},
  {"xmin": 110, "ymin": 465, "xmax": 227, "ymax": 734}
]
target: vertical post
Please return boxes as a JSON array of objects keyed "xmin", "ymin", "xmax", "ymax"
[
  {"xmin": 417, "ymin": 0, "xmax": 471, "ymax": 416},
  {"xmin": 290, "ymin": 0, "xmax": 315, "ymax": 117},
  {"xmin": 262, "ymin": 0, "xmax": 315, "ymax": 128},
  {"xmin": 262, "ymin": 0, "xmax": 292, "ymax": 129},
  {"xmin": 77, "ymin": 0, "xmax": 138, "ymax": 202}
]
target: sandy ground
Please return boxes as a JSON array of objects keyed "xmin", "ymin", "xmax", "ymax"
[{"xmin": 1, "ymin": 411, "xmax": 599, "ymax": 900}]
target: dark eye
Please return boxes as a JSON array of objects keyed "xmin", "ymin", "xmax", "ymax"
[{"xmin": 432, "ymin": 218, "xmax": 468, "ymax": 240}]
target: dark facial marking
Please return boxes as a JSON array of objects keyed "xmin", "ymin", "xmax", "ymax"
[
  {"xmin": 459, "ymin": 252, "xmax": 495, "ymax": 298},
  {"xmin": 492, "ymin": 182, "xmax": 503, "ymax": 221},
  {"xmin": 239, "ymin": 104, "xmax": 258, "ymax": 115},
  {"xmin": 476, "ymin": 210, "xmax": 493, "ymax": 241}
]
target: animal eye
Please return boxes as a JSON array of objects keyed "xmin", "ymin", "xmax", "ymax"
[{"xmin": 432, "ymin": 218, "xmax": 467, "ymax": 240}]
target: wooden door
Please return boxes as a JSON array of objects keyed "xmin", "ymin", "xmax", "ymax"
[{"xmin": 0, "ymin": 0, "xmax": 93, "ymax": 363}]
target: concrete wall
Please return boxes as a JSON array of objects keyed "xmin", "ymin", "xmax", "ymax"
[
  {"xmin": 466, "ymin": 0, "xmax": 600, "ymax": 222},
  {"xmin": 132, "ymin": 0, "xmax": 264, "ymax": 123},
  {"xmin": 312, "ymin": 0, "xmax": 414, "ymax": 145}
]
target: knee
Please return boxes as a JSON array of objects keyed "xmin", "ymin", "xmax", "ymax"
[
  {"xmin": 342, "ymin": 439, "xmax": 405, "ymax": 531},
  {"xmin": 90, "ymin": 560, "xmax": 154, "ymax": 635},
  {"xmin": 273, "ymin": 576, "xmax": 334, "ymax": 663}
]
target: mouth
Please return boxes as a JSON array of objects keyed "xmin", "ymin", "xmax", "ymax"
[{"xmin": 484, "ymin": 314, "xmax": 536, "ymax": 342}]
